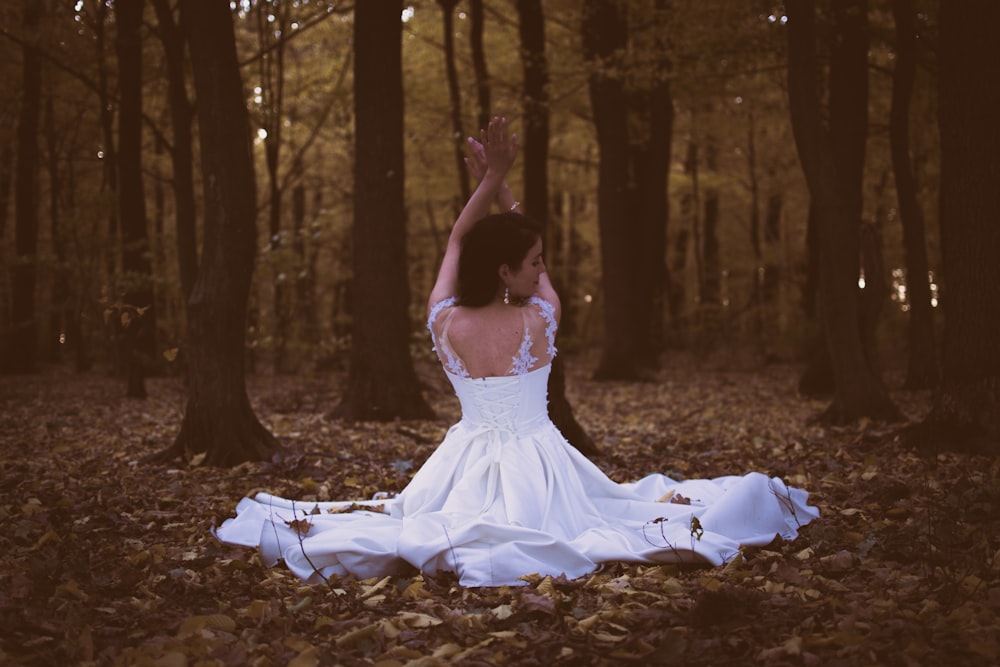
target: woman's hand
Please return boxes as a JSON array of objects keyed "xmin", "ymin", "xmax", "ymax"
[
  {"xmin": 464, "ymin": 136, "xmax": 488, "ymax": 182},
  {"xmin": 481, "ymin": 116, "xmax": 518, "ymax": 178}
]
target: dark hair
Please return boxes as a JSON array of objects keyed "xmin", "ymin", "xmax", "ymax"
[{"xmin": 457, "ymin": 212, "xmax": 543, "ymax": 307}]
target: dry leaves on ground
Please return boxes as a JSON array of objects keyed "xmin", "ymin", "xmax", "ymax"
[{"xmin": 0, "ymin": 355, "xmax": 997, "ymax": 666}]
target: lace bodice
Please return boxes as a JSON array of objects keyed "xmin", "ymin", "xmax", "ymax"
[{"xmin": 427, "ymin": 296, "xmax": 557, "ymax": 379}]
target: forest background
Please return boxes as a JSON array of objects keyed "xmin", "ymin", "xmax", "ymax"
[
  {"xmin": 0, "ymin": 0, "xmax": 963, "ymax": 413},
  {"xmin": 4, "ymin": 0, "xmax": 998, "ymax": 448}
]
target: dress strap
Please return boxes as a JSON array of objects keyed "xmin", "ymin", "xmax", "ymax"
[{"xmin": 427, "ymin": 297, "xmax": 468, "ymax": 377}]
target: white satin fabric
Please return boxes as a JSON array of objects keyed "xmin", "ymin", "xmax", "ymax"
[{"xmin": 216, "ymin": 364, "xmax": 819, "ymax": 587}]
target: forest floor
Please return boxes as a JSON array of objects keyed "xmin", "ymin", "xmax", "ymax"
[{"xmin": 0, "ymin": 351, "xmax": 997, "ymax": 666}]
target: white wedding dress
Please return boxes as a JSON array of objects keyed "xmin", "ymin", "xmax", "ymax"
[{"xmin": 216, "ymin": 297, "xmax": 818, "ymax": 587}]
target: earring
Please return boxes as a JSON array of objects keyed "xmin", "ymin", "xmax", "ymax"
[{"xmin": 503, "ymin": 287, "xmax": 510, "ymax": 305}]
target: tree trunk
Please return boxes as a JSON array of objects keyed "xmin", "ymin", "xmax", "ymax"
[
  {"xmin": 829, "ymin": 0, "xmax": 868, "ymax": 237},
  {"xmin": 469, "ymin": 0, "xmax": 491, "ymax": 133},
  {"xmin": 517, "ymin": 0, "xmax": 597, "ymax": 458},
  {"xmin": 668, "ymin": 227, "xmax": 688, "ymax": 332},
  {"xmin": 91, "ymin": 0, "xmax": 119, "ymax": 283},
  {"xmin": 798, "ymin": 0, "xmax": 872, "ymax": 395},
  {"xmin": 156, "ymin": 0, "xmax": 281, "ymax": 466},
  {"xmin": 437, "ymin": 0, "xmax": 470, "ymax": 204},
  {"xmin": 292, "ymin": 160, "xmax": 318, "ymax": 359},
  {"xmin": 335, "ymin": 0, "xmax": 433, "ymax": 421},
  {"xmin": 685, "ymin": 140, "xmax": 703, "ymax": 300},
  {"xmin": 831, "ymin": 0, "xmax": 884, "ymax": 385},
  {"xmin": 0, "ymin": 141, "xmax": 12, "ymax": 360},
  {"xmin": 785, "ymin": 0, "xmax": 898, "ymax": 422},
  {"xmin": 700, "ymin": 140, "xmax": 720, "ymax": 307},
  {"xmin": 909, "ymin": 0, "xmax": 1000, "ymax": 454},
  {"xmin": 583, "ymin": 0, "xmax": 637, "ymax": 381},
  {"xmin": 762, "ymin": 193, "xmax": 783, "ymax": 308},
  {"xmin": 116, "ymin": 0, "xmax": 155, "ymax": 398},
  {"xmin": 256, "ymin": 1, "xmax": 291, "ymax": 374},
  {"xmin": 627, "ymin": 113, "xmax": 672, "ymax": 365},
  {"xmin": 889, "ymin": 0, "xmax": 937, "ymax": 390},
  {"xmin": 0, "ymin": 143, "xmax": 12, "ymax": 239},
  {"xmin": 44, "ymin": 95, "xmax": 68, "ymax": 364},
  {"xmin": 151, "ymin": 0, "xmax": 199, "ymax": 304},
  {"xmin": 630, "ymin": 4, "xmax": 673, "ymax": 365},
  {"xmin": 6, "ymin": 0, "xmax": 43, "ymax": 375}
]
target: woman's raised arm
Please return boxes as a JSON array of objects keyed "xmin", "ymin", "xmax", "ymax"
[{"xmin": 428, "ymin": 117, "xmax": 518, "ymax": 314}]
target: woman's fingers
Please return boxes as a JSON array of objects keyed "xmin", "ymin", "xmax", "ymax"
[
  {"xmin": 479, "ymin": 117, "xmax": 516, "ymax": 173},
  {"xmin": 486, "ymin": 116, "xmax": 507, "ymax": 146}
]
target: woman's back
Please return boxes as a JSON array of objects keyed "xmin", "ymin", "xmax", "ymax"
[{"xmin": 428, "ymin": 296, "xmax": 557, "ymax": 379}]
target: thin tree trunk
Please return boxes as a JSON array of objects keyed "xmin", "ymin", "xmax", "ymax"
[
  {"xmin": 890, "ymin": 0, "xmax": 937, "ymax": 390},
  {"xmin": 668, "ymin": 227, "xmax": 688, "ymax": 332},
  {"xmin": 44, "ymin": 95, "xmax": 68, "ymax": 364},
  {"xmin": 90, "ymin": 0, "xmax": 119, "ymax": 282},
  {"xmin": 0, "ymin": 143, "xmax": 12, "ymax": 239},
  {"xmin": 746, "ymin": 112, "xmax": 766, "ymax": 341},
  {"xmin": 0, "ymin": 140, "xmax": 12, "ymax": 360},
  {"xmin": 7, "ymin": 0, "xmax": 43, "ymax": 374},
  {"xmin": 116, "ymin": 0, "xmax": 154, "ymax": 398},
  {"xmin": 685, "ymin": 140, "xmax": 704, "ymax": 299},
  {"xmin": 701, "ymin": 139, "xmax": 720, "ymax": 307},
  {"xmin": 256, "ymin": 1, "xmax": 291, "ymax": 373},
  {"xmin": 155, "ymin": 0, "xmax": 281, "ymax": 466},
  {"xmin": 291, "ymin": 159, "xmax": 317, "ymax": 359},
  {"xmin": 469, "ymin": 0, "xmax": 491, "ymax": 133},
  {"xmin": 437, "ymin": 0, "xmax": 470, "ymax": 204},
  {"xmin": 786, "ymin": 0, "xmax": 898, "ymax": 422},
  {"xmin": 151, "ymin": 0, "xmax": 199, "ymax": 304}
]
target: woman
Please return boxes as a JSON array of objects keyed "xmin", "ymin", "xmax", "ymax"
[{"xmin": 216, "ymin": 118, "xmax": 818, "ymax": 587}]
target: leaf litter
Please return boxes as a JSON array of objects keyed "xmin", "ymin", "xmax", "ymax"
[{"xmin": 0, "ymin": 356, "xmax": 997, "ymax": 665}]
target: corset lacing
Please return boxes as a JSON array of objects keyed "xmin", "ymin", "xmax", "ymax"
[{"xmin": 461, "ymin": 378, "xmax": 546, "ymax": 514}]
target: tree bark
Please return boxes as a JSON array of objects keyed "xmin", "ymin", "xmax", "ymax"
[
  {"xmin": 256, "ymin": 0, "xmax": 291, "ymax": 373},
  {"xmin": 89, "ymin": 0, "xmax": 120, "ymax": 281},
  {"xmin": 798, "ymin": 0, "xmax": 873, "ymax": 394},
  {"xmin": 785, "ymin": 0, "xmax": 898, "ymax": 422},
  {"xmin": 629, "ymin": 3, "xmax": 673, "ymax": 365},
  {"xmin": 0, "ymin": 143, "xmax": 12, "ymax": 240},
  {"xmin": 335, "ymin": 0, "xmax": 433, "ymax": 421},
  {"xmin": 700, "ymin": 139, "xmax": 720, "ymax": 307},
  {"xmin": 517, "ymin": 0, "xmax": 597, "ymax": 458},
  {"xmin": 909, "ymin": 0, "xmax": 1000, "ymax": 454},
  {"xmin": 469, "ymin": 0, "xmax": 491, "ymax": 133},
  {"xmin": 6, "ymin": 0, "xmax": 43, "ymax": 375},
  {"xmin": 115, "ymin": 0, "xmax": 155, "ymax": 398},
  {"xmin": 151, "ymin": 0, "xmax": 199, "ymax": 304},
  {"xmin": 44, "ymin": 95, "xmax": 68, "ymax": 364},
  {"xmin": 583, "ymin": 0, "xmax": 638, "ymax": 381},
  {"xmin": 437, "ymin": 0, "xmax": 470, "ymax": 204},
  {"xmin": 831, "ymin": 0, "xmax": 884, "ymax": 384},
  {"xmin": 156, "ymin": 0, "xmax": 281, "ymax": 466},
  {"xmin": 889, "ymin": 0, "xmax": 937, "ymax": 390}
]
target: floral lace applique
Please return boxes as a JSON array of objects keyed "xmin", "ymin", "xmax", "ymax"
[
  {"xmin": 429, "ymin": 296, "xmax": 558, "ymax": 378},
  {"xmin": 427, "ymin": 297, "xmax": 469, "ymax": 378},
  {"xmin": 509, "ymin": 328, "xmax": 538, "ymax": 375},
  {"xmin": 529, "ymin": 296, "xmax": 558, "ymax": 358},
  {"xmin": 507, "ymin": 297, "xmax": 557, "ymax": 376}
]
